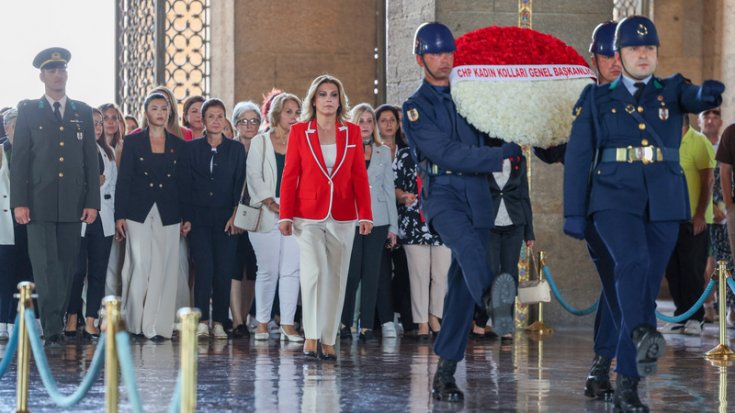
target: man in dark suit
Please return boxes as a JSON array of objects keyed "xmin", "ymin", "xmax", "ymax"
[
  {"xmin": 10, "ymin": 47, "xmax": 100, "ymax": 347},
  {"xmin": 563, "ymin": 16, "xmax": 724, "ymax": 412}
]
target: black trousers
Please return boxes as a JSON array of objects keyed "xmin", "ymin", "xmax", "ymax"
[
  {"xmin": 0, "ymin": 224, "xmax": 33, "ymax": 323},
  {"xmin": 665, "ymin": 222, "xmax": 708, "ymax": 322},
  {"xmin": 488, "ymin": 224, "xmax": 525, "ymax": 282},
  {"xmin": 27, "ymin": 221, "xmax": 82, "ymax": 337},
  {"xmin": 389, "ymin": 246, "xmax": 413, "ymax": 330},
  {"xmin": 68, "ymin": 217, "xmax": 112, "ymax": 320},
  {"xmin": 341, "ymin": 225, "xmax": 389, "ymax": 329},
  {"xmin": 189, "ymin": 207, "xmax": 237, "ymax": 324}
]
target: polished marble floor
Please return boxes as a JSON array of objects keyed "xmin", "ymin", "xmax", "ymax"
[{"xmin": 1, "ymin": 315, "xmax": 734, "ymax": 412}]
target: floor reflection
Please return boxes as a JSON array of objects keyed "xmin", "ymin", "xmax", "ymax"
[{"xmin": 0, "ymin": 323, "xmax": 734, "ymax": 412}]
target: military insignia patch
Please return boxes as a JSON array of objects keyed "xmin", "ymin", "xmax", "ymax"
[
  {"xmin": 573, "ymin": 106, "xmax": 582, "ymax": 117},
  {"xmin": 637, "ymin": 24, "xmax": 648, "ymax": 36},
  {"xmin": 659, "ymin": 108, "xmax": 669, "ymax": 121},
  {"xmin": 407, "ymin": 108, "xmax": 419, "ymax": 122}
]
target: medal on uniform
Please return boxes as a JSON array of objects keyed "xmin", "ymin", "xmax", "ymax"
[
  {"xmin": 77, "ymin": 132, "xmax": 83, "ymax": 140},
  {"xmin": 659, "ymin": 108, "xmax": 669, "ymax": 120}
]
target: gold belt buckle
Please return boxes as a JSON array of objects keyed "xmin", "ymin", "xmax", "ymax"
[
  {"xmin": 640, "ymin": 146, "xmax": 654, "ymax": 164},
  {"xmin": 626, "ymin": 146, "xmax": 636, "ymax": 163}
]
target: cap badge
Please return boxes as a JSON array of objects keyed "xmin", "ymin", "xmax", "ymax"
[{"xmin": 637, "ymin": 24, "xmax": 648, "ymax": 36}]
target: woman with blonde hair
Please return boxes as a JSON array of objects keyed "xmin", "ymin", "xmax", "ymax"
[
  {"xmin": 246, "ymin": 93, "xmax": 303, "ymax": 342},
  {"xmin": 279, "ymin": 75, "xmax": 372, "ymax": 360},
  {"xmin": 340, "ymin": 103, "xmax": 398, "ymax": 340}
]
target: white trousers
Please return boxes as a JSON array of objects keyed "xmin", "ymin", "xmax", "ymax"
[
  {"xmin": 293, "ymin": 218, "xmax": 355, "ymax": 346},
  {"xmin": 105, "ymin": 238, "xmax": 124, "ymax": 296},
  {"xmin": 404, "ymin": 244, "xmax": 451, "ymax": 323},
  {"xmin": 249, "ymin": 222, "xmax": 300, "ymax": 325},
  {"xmin": 121, "ymin": 204, "xmax": 180, "ymax": 338}
]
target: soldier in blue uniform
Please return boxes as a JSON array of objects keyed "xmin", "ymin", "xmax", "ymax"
[
  {"xmin": 536, "ymin": 21, "xmax": 622, "ymax": 402},
  {"xmin": 563, "ymin": 16, "xmax": 724, "ymax": 412},
  {"xmin": 402, "ymin": 22, "xmax": 521, "ymax": 403}
]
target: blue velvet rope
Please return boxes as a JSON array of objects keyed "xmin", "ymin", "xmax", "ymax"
[
  {"xmin": 115, "ymin": 331, "xmax": 145, "ymax": 413},
  {"xmin": 727, "ymin": 277, "xmax": 735, "ymax": 298},
  {"xmin": 24, "ymin": 309, "xmax": 106, "ymax": 407},
  {"xmin": 0, "ymin": 312, "xmax": 20, "ymax": 378},
  {"xmin": 543, "ymin": 266, "xmax": 599, "ymax": 316},
  {"xmin": 655, "ymin": 279, "xmax": 716, "ymax": 323}
]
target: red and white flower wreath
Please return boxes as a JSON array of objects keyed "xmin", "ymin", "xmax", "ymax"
[{"xmin": 451, "ymin": 26, "xmax": 596, "ymax": 148}]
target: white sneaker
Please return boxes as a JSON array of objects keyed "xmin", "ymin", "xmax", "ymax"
[
  {"xmin": 0, "ymin": 323, "xmax": 7, "ymax": 341},
  {"xmin": 196, "ymin": 322, "xmax": 210, "ymax": 338},
  {"xmin": 683, "ymin": 319, "xmax": 703, "ymax": 336},
  {"xmin": 381, "ymin": 321, "xmax": 397, "ymax": 338},
  {"xmin": 727, "ymin": 309, "xmax": 735, "ymax": 329},
  {"xmin": 212, "ymin": 324, "xmax": 228, "ymax": 340},
  {"xmin": 660, "ymin": 322, "xmax": 684, "ymax": 334}
]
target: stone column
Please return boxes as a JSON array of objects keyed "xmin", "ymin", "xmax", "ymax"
[
  {"xmin": 209, "ymin": 0, "xmax": 236, "ymax": 111},
  {"xmin": 721, "ymin": 0, "xmax": 735, "ymax": 122}
]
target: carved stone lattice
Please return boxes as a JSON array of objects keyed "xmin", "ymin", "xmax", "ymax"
[
  {"xmin": 116, "ymin": 0, "xmax": 209, "ymax": 120},
  {"xmin": 613, "ymin": 0, "xmax": 652, "ymax": 21}
]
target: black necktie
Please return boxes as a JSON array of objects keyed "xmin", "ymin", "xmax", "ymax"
[
  {"xmin": 633, "ymin": 82, "xmax": 645, "ymax": 101},
  {"xmin": 53, "ymin": 101, "xmax": 62, "ymax": 122}
]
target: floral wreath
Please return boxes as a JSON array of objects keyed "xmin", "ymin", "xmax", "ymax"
[{"xmin": 451, "ymin": 26, "xmax": 595, "ymax": 148}]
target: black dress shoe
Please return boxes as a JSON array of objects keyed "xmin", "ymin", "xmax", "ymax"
[
  {"xmin": 585, "ymin": 354, "xmax": 614, "ymax": 401},
  {"xmin": 82, "ymin": 330, "xmax": 100, "ymax": 341},
  {"xmin": 432, "ymin": 358, "xmax": 464, "ymax": 402},
  {"xmin": 339, "ymin": 326, "xmax": 352, "ymax": 339},
  {"xmin": 319, "ymin": 352, "xmax": 337, "ymax": 361},
  {"xmin": 416, "ymin": 333, "xmax": 431, "ymax": 342},
  {"xmin": 613, "ymin": 375, "xmax": 648, "ymax": 412},
  {"xmin": 359, "ymin": 330, "xmax": 375, "ymax": 341},
  {"xmin": 631, "ymin": 325, "xmax": 665, "ymax": 376},
  {"xmin": 44, "ymin": 333, "xmax": 66, "ymax": 348},
  {"xmin": 231, "ymin": 324, "xmax": 250, "ymax": 339}
]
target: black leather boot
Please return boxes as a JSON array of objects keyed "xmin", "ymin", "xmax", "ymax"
[
  {"xmin": 631, "ymin": 325, "xmax": 665, "ymax": 376},
  {"xmin": 482, "ymin": 272, "xmax": 516, "ymax": 336},
  {"xmin": 613, "ymin": 375, "xmax": 648, "ymax": 412},
  {"xmin": 432, "ymin": 359, "xmax": 464, "ymax": 402},
  {"xmin": 584, "ymin": 354, "xmax": 614, "ymax": 400}
]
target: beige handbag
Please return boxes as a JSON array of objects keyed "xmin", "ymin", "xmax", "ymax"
[
  {"xmin": 517, "ymin": 248, "xmax": 551, "ymax": 304},
  {"xmin": 234, "ymin": 136, "xmax": 267, "ymax": 232}
]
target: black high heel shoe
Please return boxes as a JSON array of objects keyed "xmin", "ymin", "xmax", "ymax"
[
  {"xmin": 82, "ymin": 329, "xmax": 100, "ymax": 341},
  {"xmin": 64, "ymin": 330, "xmax": 77, "ymax": 338}
]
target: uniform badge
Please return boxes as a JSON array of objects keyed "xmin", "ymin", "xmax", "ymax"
[
  {"xmin": 407, "ymin": 108, "xmax": 419, "ymax": 122},
  {"xmin": 637, "ymin": 24, "xmax": 648, "ymax": 36},
  {"xmin": 659, "ymin": 108, "xmax": 669, "ymax": 121},
  {"xmin": 573, "ymin": 106, "xmax": 582, "ymax": 117},
  {"xmin": 77, "ymin": 132, "xmax": 83, "ymax": 141}
]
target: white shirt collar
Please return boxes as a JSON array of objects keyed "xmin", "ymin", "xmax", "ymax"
[{"xmin": 44, "ymin": 94, "xmax": 68, "ymax": 115}]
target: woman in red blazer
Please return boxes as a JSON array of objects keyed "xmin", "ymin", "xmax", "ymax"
[{"xmin": 279, "ymin": 75, "xmax": 373, "ymax": 360}]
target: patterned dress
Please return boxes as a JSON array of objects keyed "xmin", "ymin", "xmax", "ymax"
[{"xmin": 393, "ymin": 147, "xmax": 443, "ymax": 246}]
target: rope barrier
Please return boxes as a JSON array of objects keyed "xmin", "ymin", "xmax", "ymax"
[
  {"xmin": 542, "ymin": 266, "xmax": 599, "ymax": 316},
  {"xmin": 0, "ymin": 313, "xmax": 20, "ymax": 378},
  {"xmin": 115, "ymin": 330, "xmax": 145, "ymax": 413},
  {"xmin": 24, "ymin": 309, "xmax": 106, "ymax": 408},
  {"xmin": 727, "ymin": 276, "xmax": 735, "ymax": 298},
  {"xmin": 167, "ymin": 372, "xmax": 182, "ymax": 413},
  {"xmin": 655, "ymin": 279, "xmax": 716, "ymax": 324}
]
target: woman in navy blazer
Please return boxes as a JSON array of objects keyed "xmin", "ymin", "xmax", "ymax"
[
  {"xmin": 115, "ymin": 92, "xmax": 188, "ymax": 340},
  {"xmin": 182, "ymin": 98, "xmax": 245, "ymax": 339}
]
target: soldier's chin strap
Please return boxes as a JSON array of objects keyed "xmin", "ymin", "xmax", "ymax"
[{"xmin": 421, "ymin": 55, "xmax": 441, "ymax": 84}]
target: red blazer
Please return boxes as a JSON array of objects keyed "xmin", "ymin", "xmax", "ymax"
[{"xmin": 279, "ymin": 120, "xmax": 372, "ymax": 223}]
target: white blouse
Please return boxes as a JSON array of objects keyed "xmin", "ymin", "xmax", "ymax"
[{"xmin": 321, "ymin": 144, "xmax": 337, "ymax": 175}]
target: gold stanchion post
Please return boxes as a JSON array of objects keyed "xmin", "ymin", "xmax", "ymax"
[
  {"xmin": 102, "ymin": 296, "xmax": 122, "ymax": 413},
  {"xmin": 15, "ymin": 281, "xmax": 34, "ymax": 413},
  {"xmin": 706, "ymin": 261, "xmax": 735, "ymax": 360},
  {"xmin": 178, "ymin": 307, "xmax": 201, "ymax": 413},
  {"xmin": 526, "ymin": 251, "xmax": 554, "ymax": 335}
]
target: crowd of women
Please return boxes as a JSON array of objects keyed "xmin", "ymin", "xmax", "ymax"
[{"xmin": 0, "ymin": 74, "xmax": 539, "ymax": 356}]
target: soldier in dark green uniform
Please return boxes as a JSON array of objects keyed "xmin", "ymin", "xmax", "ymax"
[{"xmin": 10, "ymin": 47, "xmax": 100, "ymax": 347}]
